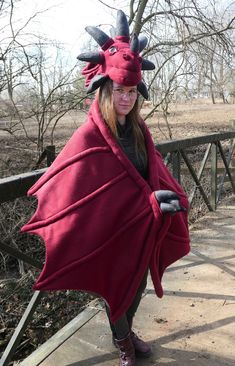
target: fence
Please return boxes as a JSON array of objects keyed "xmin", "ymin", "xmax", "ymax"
[{"xmin": 0, "ymin": 130, "xmax": 235, "ymax": 366}]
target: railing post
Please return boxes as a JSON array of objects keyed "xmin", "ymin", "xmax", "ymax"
[
  {"xmin": 171, "ymin": 150, "xmax": 181, "ymax": 183},
  {"xmin": 230, "ymin": 119, "xmax": 235, "ymax": 173},
  {"xmin": 45, "ymin": 145, "xmax": 56, "ymax": 167},
  {"xmin": 0, "ymin": 291, "xmax": 44, "ymax": 366},
  {"xmin": 210, "ymin": 142, "xmax": 218, "ymax": 210}
]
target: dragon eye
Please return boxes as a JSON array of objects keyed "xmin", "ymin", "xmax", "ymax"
[{"xmin": 109, "ymin": 46, "xmax": 117, "ymax": 54}]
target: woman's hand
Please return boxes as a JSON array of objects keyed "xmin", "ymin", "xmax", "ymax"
[{"xmin": 154, "ymin": 190, "xmax": 187, "ymax": 214}]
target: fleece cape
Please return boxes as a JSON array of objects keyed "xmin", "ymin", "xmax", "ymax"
[{"xmin": 21, "ymin": 98, "xmax": 190, "ymax": 322}]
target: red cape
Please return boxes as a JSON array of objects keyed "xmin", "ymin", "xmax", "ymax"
[{"xmin": 21, "ymin": 98, "xmax": 190, "ymax": 322}]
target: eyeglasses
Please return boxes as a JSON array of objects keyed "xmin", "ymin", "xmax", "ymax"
[{"xmin": 113, "ymin": 88, "xmax": 138, "ymax": 99}]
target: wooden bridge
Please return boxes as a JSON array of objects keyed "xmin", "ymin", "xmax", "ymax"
[
  {"xmin": 0, "ymin": 130, "xmax": 235, "ymax": 366},
  {"xmin": 21, "ymin": 197, "xmax": 235, "ymax": 366}
]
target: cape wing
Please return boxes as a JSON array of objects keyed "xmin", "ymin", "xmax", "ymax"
[{"xmin": 21, "ymin": 99, "xmax": 190, "ymax": 322}]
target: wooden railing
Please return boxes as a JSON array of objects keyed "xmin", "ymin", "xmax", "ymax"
[
  {"xmin": 158, "ymin": 131, "xmax": 235, "ymax": 210},
  {"xmin": 0, "ymin": 130, "xmax": 235, "ymax": 366}
]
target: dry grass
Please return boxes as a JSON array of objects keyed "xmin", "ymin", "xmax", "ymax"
[{"xmin": 143, "ymin": 99, "xmax": 235, "ymax": 141}]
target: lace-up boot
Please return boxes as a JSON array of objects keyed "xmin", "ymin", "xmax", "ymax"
[{"xmin": 115, "ymin": 332, "xmax": 136, "ymax": 366}]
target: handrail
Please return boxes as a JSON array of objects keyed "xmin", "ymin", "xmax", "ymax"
[
  {"xmin": 0, "ymin": 131, "xmax": 234, "ymax": 204},
  {"xmin": 156, "ymin": 130, "xmax": 235, "ymax": 210},
  {"xmin": 156, "ymin": 131, "xmax": 235, "ymax": 154},
  {"xmin": 0, "ymin": 169, "xmax": 46, "ymax": 204},
  {"xmin": 0, "ymin": 130, "xmax": 235, "ymax": 366}
]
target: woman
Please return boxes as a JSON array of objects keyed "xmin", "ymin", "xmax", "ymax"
[
  {"xmin": 100, "ymin": 79, "xmax": 151, "ymax": 361},
  {"xmin": 21, "ymin": 10, "xmax": 190, "ymax": 366},
  {"xmin": 98, "ymin": 79, "xmax": 187, "ymax": 364}
]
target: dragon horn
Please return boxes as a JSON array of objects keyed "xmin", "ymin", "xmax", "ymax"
[
  {"xmin": 142, "ymin": 59, "xmax": 155, "ymax": 70},
  {"xmin": 116, "ymin": 10, "xmax": 129, "ymax": 37},
  {"xmin": 77, "ymin": 52, "xmax": 104, "ymax": 64},
  {"xmin": 130, "ymin": 33, "xmax": 140, "ymax": 53},
  {"xmin": 86, "ymin": 74, "xmax": 109, "ymax": 93},
  {"xmin": 85, "ymin": 26, "xmax": 111, "ymax": 47},
  {"xmin": 137, "ymin": 81, "xmax": 149, "ymax": 100}
]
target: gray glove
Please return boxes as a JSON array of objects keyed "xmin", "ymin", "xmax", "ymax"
[{"xmin": 154, "ymin": 190, "xmax": 187, "ymax": 214}]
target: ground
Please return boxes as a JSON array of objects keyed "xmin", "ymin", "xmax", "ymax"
[{"xmin": 144, "ymin": 99, "xmax": 235, "ymax": 141}]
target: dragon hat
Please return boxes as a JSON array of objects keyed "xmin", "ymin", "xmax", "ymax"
[{"xmin": 77, "ymin": 9, "xmax": 155, "ymax": 99}]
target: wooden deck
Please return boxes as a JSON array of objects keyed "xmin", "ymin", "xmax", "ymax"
[{"xmin": 20, "ymin": 196, "xmax": 235, "ymax": 366}]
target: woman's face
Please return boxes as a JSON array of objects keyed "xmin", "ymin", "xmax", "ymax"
[{"xmin": 112, "ymin": 82, "xmax": 138, "ymax": 119}]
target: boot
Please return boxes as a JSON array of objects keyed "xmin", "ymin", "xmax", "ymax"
[
  {"xmin": 130, "ymin": 331, "xmax": 151, "ymax": 358},
  {"xmin": 115, "ymin": 332, "xmax": 136, "ymax": 366},
  {"xmin": 127, "ymin": 318, "xmax": 151, "ymax": 358}
]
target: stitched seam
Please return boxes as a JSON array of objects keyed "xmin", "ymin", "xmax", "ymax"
[
  {"xmin": 29, "ymin": 146, "xmax": 111, "ymax": 194},
  {"xmin": 34, "ymin": 205, "xmax": 152, "ymax": 287},
  {"xmin": 26, "ymin": 171, "xmax": 128, "ymax": 230}
]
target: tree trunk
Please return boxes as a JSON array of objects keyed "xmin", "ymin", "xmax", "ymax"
[{"xmin": 132, "ymin": 0, "xmax": 148, "ymax": 35}]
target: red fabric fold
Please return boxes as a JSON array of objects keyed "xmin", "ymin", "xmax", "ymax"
[{"xmin": 21, "ymin": 98, "xmax": 190, "ymax": 322}]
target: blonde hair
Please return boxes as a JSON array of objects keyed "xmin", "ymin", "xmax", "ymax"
[{"xmin": 98, "ymin": 79, "xmax": 147, "ymax": 161}]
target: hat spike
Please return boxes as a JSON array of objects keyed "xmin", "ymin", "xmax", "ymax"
[
  {"xmin": 142, "ymin": 59, "xmax": 155, "ymax": 70},
  {"xmin": 86, "ymin": 74, "xmax": 109, "ymax": 93},
  {"xmin": 116, "ymin": 10, "xmax": 129, "ymax": 37},
  {"xmin": 77, "ymin": 52, "xmax": 104, "ymax": 64},
  {"xmin": 85, "ymin": 26, "xmax": 111, "ymax": 47},
  {"xmin": 130, "ymin": 33, "xmax": 140, "ymax": 53},
  {"xmin": 137, "ymin": 81, "xmax": 149, "ymax": 99}
]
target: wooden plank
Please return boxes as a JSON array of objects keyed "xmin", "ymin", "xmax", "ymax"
[
  {"xmin": 20, "ymin": 300, "xmax": 101, "ymax": 366},
  {"xmin": 189, "ymin": 143, "xmax": 212, "ymax": 205},
  {"xmin": 156, "ymin": 131, "xmax": 235, "ymax": 154},
  {"xmin": 217, "ymin": 141, "xmax": 235, "ymax": 192},
  {"xmin": 0, "ymin": 242, "xmax": 43, "ymax": 269},
  {"xmin": 210, "ymin": 143, "xmax": 217, "ymax": 211},
  {"xmin": 0, "ymin": 169, "xmax": 46, "ymax": 203},
  {"xmin": 177, "ymin": 166, "xmax": 235, "ymax": 174},
  {"xmin": 180, "ymin": 150, "xmax": 213, "ymax": 211},
  {"xmin": 0, "ymin": 291, "xmax": 44, "ymax": 366}
]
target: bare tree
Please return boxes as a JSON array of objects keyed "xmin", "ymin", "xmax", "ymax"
[
  {"xmin": 6, "ymin": 40, "xmax": 84, "ymax": 154},
  {"xmin": 98, "ymin": 0, "xmax": 235, "ymax": 137},
  {"xmin": 0, "ymin": 0, "xmax": 86, "ymax": 158},
  {"xmin": 198, "ymin": 36, "xmax": 234, "ymax": 103}
]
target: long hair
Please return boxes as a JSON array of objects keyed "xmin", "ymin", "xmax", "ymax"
[{"xmin": 98, "ymin": 79, "xmax": 147, "ymax": 161}]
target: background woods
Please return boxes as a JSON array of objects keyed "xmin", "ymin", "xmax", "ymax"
[{"xmin": 0, "ymin": 0, "xmax": 234, "ymax": 166}]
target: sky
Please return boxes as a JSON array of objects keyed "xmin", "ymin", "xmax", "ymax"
[
  {"xmin": 4, "ymin": 0, "xmax": 234, "ymax": 66},
  {"xmin": 12, "ymin": 0, "xmax": 122, "ymax": 62}
]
